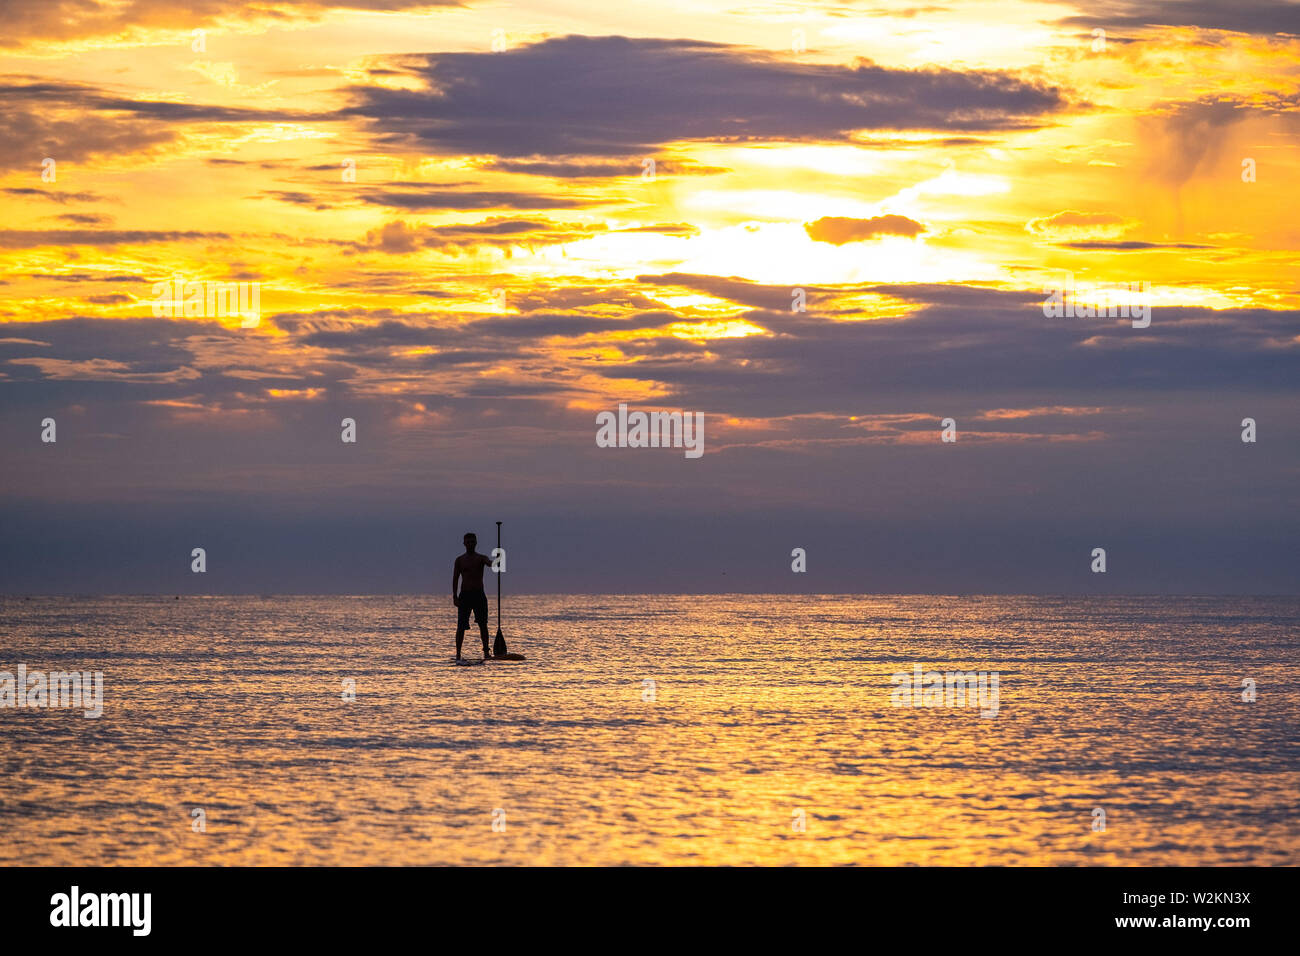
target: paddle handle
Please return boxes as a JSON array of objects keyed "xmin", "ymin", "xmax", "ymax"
[{"xmin": 495, "ymin": 521, "xmax": 502, "ymax": 624}]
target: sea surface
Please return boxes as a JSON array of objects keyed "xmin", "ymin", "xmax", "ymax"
[{"xmin": 1, "ymin": 594, "xmax": 1297, "ymax": 866}]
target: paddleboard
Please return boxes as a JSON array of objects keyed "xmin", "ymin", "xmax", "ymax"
[
  {"xmin": 453, "ymin": 658, "xmax": 485, "ymax": 666},
  {"xmin": 490, "ymin": 653, "xmax": 527, "ymax": 661}
]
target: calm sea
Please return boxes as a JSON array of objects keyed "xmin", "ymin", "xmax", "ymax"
[{"xmin": 1, "ymin": 595, "xmax": 1296, "ymax": 865}]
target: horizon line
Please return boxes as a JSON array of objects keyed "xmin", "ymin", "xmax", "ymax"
[{"xmin": 5, "ymin": 592, "xmax": 1299, "ymax": 599}]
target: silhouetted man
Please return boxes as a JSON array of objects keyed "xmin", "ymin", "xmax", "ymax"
[{"xmin": 452, "ymin": 532, "xmax": 492, "ymax": 660}]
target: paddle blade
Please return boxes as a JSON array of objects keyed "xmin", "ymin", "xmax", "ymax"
[{"xmin": 493, "ymin": 630, "xmax": 507, "ymax": 657}]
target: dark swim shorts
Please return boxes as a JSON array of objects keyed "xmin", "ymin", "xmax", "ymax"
[{"xmin": 457, "ymin": 588, "xmax": 488, "ymax": 630}]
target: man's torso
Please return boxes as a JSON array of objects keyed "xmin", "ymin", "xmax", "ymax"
[{"xmin": 456, "ymin": 552, "xmax": 490, "ymax": 591}]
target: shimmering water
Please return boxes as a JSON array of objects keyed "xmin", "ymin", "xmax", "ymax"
[{"xmin": 1, "ymin": 595, "xmax": 1296, "ymax": 865}]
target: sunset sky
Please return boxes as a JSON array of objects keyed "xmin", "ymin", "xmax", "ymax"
[{"xmin": 2, "ymin": 0, "xmax": 1298, "ymax": 593}]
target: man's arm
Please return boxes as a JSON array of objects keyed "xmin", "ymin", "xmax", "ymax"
[{"xmin": 451, "ymin": 559, "xmax": 461, "ymax": 605}]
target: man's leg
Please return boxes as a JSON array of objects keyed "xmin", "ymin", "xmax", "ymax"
[
  {"xmin": 455, "ymin": 596, "xmax": 472, "ymax": 659},
  {"xmin": 476, "ymin": 594, "xmax": 491, "ymax": 657}
]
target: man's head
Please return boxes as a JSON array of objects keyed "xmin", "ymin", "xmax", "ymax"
[{"xmin": 463, "ymin": 532, "xmax": 477, "ymax": 552}]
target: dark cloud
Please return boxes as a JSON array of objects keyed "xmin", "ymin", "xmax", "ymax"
[
  {"xmin": 56, "ymin": 213, "xmax": 113, "ymax": 226},
  {"xmin": 0, "ymin": 79, "xmax": 324, "ymax": 170},
  {"xmin": 358, "ymin": 186, "xmax": 604, "ymax": 211},
  {"xmin": 209, "ymin": 158, "xmax": 291, "ymax": 169},
  {"xmin": 258, "ymin": 190, "xmax": 335, "ymax": 211},
  {"xmin": 509, "ymin": 286, "xmax": 669, "ymax": 313},
  {"xmin": 615, "ymin": 223, "xmax": 701, "ymax": 237},
  {"xmin": 18, "ymin": 272, "xmax": 144, "ymax": 282},
  {"xmin": 1058, "ymin": 240, "xmax": 1216, "ymax": 250},
  {"xmin": 3, "ymin": 187, "xmax": 102, "ymax": 204},
  {"xmin": 1059, "ymin": 0, "xmax": 1300, "ymax": 35},
  {"xmin": 358, "ymin": 218, "xmax": 607, "ymax": 253},
  {"xmin": 460, "ymin": 312, "xmax": 677, "ymax": 339},
  {"xmin": 486, "ymin": 158, "xmax": 730, "ymax": 178},
  {"xmin": 846, "ymin": 134, "xmax": 994, "ymax": 149},
  {"xmin": 587, "ymin": 286, "xmax": 1300, "ymax": 418},
  {"xmin": 637, "ymin": 273, "xmax": 841, "ymax": 310},
  {"xmin": 87, "ymin": 97, "xmax": 319, "ymax": 123},
  {"xmin": 0, "ymin": 0, "xmax": 462, "ymax": 47},
  {"xmin": 0, "ymin": 95, "xmax": 174, "ymax": 171},
  {"xmin": 3, "ymin": 286, "xmax": 1297, "ymax": 594},
  {"xmin": 345, "ymin": 35, "xmax": 1069, "ymax": 158},
  {"xmin": 0, "ymin": 317, "xmax": 211, "ymax": 387},
  {"xmin": 25, "ymin": 278, "xmax": 1277, "ymax": 426},
  {"xmin": 0, "ymin": 230, "xmax": 231, "ymax": 248}
]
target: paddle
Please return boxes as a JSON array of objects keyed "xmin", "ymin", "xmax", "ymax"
[{"xmin": 493, "ymin": 520, "xmax": 506, "ymax": 657}]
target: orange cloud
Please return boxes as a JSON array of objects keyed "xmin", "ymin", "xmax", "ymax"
[
  {"xmin": 804, "ymin": 215, "xmax": 926, "ymax": 245},
  {"xmin": 1025, "ymin": 211, "xmax": 1131, "ymax": 240}
]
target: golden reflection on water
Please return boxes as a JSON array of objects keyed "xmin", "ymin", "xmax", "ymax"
[{"xmin": 2, "ymin": 595, "xmax": 1297, "ymax": 865}]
